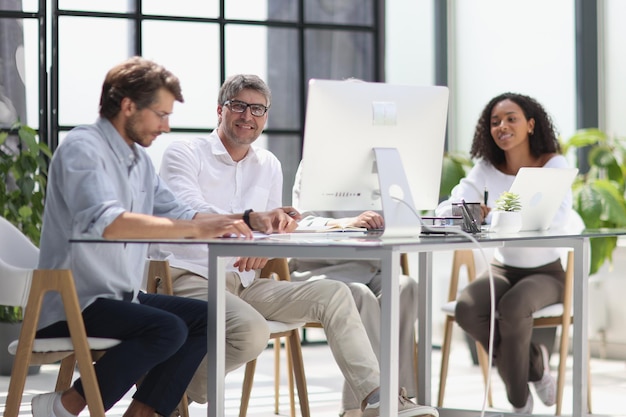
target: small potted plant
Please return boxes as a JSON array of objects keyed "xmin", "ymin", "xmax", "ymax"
[{"xmin": 490, "ymin": 191, "xmax": 522, "ymax": 233}]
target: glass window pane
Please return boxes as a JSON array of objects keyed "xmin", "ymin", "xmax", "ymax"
[
  {"xmin": 225, "ymin": 24, "xmax": 268, "ymax": 78},
  {"xmin": 143, "ymin": 0, "xmax": 218, "ymax": 19},
  {"xmin": 2, "ymin": 0, "xmax": 38, "ymax": 13},
  {"xmin": 143, "ymin": 21, "xmax": 220, "ymax": 129},
  {"xmin": 58, "ymin": 16, "xmax": 133, "ymax": 126},
  {"xmin": 267, "ymin": 0, "xmax": 299, "ymax": 22},
  {"xmin": 59, "ymin": 0, "xmax": 134, "ymax": 13},
  {"xmin": 225, "ymin": 0, "xmax": 267, "ymax": 21},
  {"xmin": 0, "ymin": 17, "xmax": 35, "ymax": 128},
  {"xmin": 305, "ymin": 0, "xmax": 374, "ymax": 25},
  {"xmin": 265, "ymin": 27, "xmax": 300, "ymax": 131},
  {"xmin": 23, "ymin": 18, "xmax": 40, "ymax": 129},
  {"xmin": 304, "ymin": 29, "xmax": 375, "ymax": 82},
  {"xmin": 266, "ymin": 134, "xmax": 301, "ymax": 205}
]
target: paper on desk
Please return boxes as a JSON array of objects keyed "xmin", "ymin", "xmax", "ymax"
[{"xmin": 293, "ymin": 224, "xmax": 368, "ymax": 233}]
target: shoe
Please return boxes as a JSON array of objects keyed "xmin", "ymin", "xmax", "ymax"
[
  {"xmin": 513, "ymin": 393, "xmax": 533, "ymax": 414},
  {"xmin": 533, "ymin": 344, "xmax": 556, "ymax": 406},
  {"xmin": 340, "ymin": 409, "xmax": 363, "ymax": 417},
  {"xmin": 31, "ymin": 392, "xmax": 60, "ymax": 417},
  {"xmin": 362, "ymin": 387, "xmax": 439, "ymax": 417}
]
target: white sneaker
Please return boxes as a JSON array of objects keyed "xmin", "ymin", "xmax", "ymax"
[
  {"xmin": 533, "ymin": 344, "xmax": 556, "ymax": 406},
  {"xmin": 31, "ymin": 392, "xmax": 60, "ymax": 417},
  {"xmin": 513, "ymin": 393, "xmax": 533, "ymax": 414},
  {"xmin": 340, "ymin": 409, "xmax": 363, "ymax": 417},
  {"xmin": 362, "ymin": 387, "xmax": 439, "ymax": 417}
]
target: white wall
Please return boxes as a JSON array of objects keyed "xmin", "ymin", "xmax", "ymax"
[
  {"xmin": 386, "ymin": 0, "xmax": 435, "ymax": 86},
  {"xmin": 601, "ymin": 0, "xmax": 626, "ymax": 137},
  {"xmin": 450, "ymin": 0, "xmax": 577, "ymax": 153}
]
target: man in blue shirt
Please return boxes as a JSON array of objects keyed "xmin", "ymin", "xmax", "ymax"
[{"xmin": 32, "ymin": 57, "xmax": 296, "ymax": 417}]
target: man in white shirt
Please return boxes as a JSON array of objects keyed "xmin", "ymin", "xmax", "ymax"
[{"xmin": 151, "ymin": 74, "xmax": 437, "ymax": 417}]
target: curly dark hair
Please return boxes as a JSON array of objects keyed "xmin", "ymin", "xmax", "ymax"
[{"xmin": 469, "ymin": 92, "xmax": 561, "ymax": 166}]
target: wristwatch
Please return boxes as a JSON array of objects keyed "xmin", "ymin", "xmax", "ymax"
[{"xmin": 243, "ymin": 209, "xmax": 254, "ymax": 228}]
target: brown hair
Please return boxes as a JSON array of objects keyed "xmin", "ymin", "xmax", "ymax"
[{"xmin": 99, "ymin": 56, "xmax": 184, "ymax": 119}]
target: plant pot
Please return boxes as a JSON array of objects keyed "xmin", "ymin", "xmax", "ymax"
[
  {"xmin": 490, "ymin": 211, "xmax": 522, "ymax": 233},
  {"xmin": 0, "ymin": 322, "xmax": 40, "ymax": 376}
]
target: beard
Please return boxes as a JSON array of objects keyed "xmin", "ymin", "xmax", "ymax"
[{"xmin": 124, "ymin": 112, "xmax": 154, "ymax": 147}]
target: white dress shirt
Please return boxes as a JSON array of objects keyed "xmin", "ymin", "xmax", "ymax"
[
  {"xmin": 436, "ymin": 155, "xmax": 573, "ymax": 268},
  {"xmin": 150, "ymin": 130, "xmax": 283, "ymax": 285}
]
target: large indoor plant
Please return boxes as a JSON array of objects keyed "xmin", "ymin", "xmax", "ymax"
[
  {"xmin": 562, "ymin": 128, "xmax": 626, "ymax": 275},
  {"xmin": 0, "ymin": 121, "xmax": 50, "ymax": 374},
  {"xmin": 0, "ymin": 121, "xmax": 51, "ymax": 244},
  {"xmin": 439, "ymin": 151, "xmax": 473, "ymax": 201}
]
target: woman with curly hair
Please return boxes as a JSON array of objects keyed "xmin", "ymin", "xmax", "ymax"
[{"xmin": 436, "ymin": 92, "xmax": 575, "ymax": 414}]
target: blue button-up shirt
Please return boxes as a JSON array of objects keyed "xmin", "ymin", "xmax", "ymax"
[{"xmin": 37, "ymin": 117, "xmax": 196, "ymax": 329}]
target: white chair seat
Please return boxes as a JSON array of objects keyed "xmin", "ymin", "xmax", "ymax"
[
  {"xmin": 441, "ymin": 300, "xmax": 565, "ymax": 318},
  {"xmin": 8, "ymin": 337, "xmax": 121, "ymax": 355},
  {"xmin": 266, "ymin": 321, "xmax": 305, "ymax": 334}
]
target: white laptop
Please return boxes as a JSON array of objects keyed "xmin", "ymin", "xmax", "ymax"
[{"xmin": 508, "ymin": 167, "xmax": 578, "ymax": 231}]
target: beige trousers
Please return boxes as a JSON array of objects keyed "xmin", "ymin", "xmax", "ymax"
[
  {"xmin": 168, "ymin": 267, "xmax": 380, "ymax": 406},
  {"xmin": 341, "ymin": 273, "xmax": 418, "ymax": 410}
]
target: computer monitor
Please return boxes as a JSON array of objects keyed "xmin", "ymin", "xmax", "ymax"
[{"xmin": 298, "ymin": 79, "xmax": 449, "ymax": 237}]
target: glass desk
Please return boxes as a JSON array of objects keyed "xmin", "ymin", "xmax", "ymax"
[{"xmin": 73, "ymin": 228, "xmax": 626, "ymax": 417}]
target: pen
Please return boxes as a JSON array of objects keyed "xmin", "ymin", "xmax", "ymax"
[{"xmin": 482, "ymin": 187, "xmax": 489, "ymax": 225}]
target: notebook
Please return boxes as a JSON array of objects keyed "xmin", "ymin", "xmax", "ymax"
[{"xmin": 507, "ymin": 167, "xmax": 578, "ymax": 231}]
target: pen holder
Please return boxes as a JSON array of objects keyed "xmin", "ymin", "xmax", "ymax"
[{"xmin": 452, "ymin": 202, "xmax": 482, "ymax": 232}]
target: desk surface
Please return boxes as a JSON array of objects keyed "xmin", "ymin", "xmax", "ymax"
[
  {"xmin": 71, "ymin": 228, "xmax": 625, "ymax": 417},
  {"xmin": 71, "ymin": 227, "xmax": 626, "ymax": 246}
]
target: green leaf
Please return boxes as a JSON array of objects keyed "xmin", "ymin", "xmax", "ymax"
[
  {"xmin": 589, "ymin": 237, "xmax": 617, "ymax": 276},
  {"xmin": 565, "ymin": 128, "xmax": 608, "ymax": 148},
  {"xmin": 439, "ymin": 156, "xmax": 468, "ymax": 200},
  {"xmin": 0, "ymin": 305, "xmax": 23, "ymax": 323}
]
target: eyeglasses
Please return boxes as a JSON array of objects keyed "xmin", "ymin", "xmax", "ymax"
[
  {"xmin": 223, "ymin": 99, "xmax": 269, "ymax": 117},
  {"xmin": 147, "ymin": 108, "xmax": 172, "ymax": 121}
]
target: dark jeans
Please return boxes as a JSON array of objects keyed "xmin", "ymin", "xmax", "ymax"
[{"xmin": 36, "ymin": 292, "xmax": 207, "ymax": 416}]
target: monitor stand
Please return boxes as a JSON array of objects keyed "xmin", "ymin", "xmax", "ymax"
[{"xmin": 373, "ymin": 147, "xmax": 422, "ymax": 237}]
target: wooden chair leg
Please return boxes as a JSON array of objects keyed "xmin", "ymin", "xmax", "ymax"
[
  {"xmin": 413, "ymin": 336, "xmax": 419, "ymax": 399},
  {"xmin": 554, "ymin": 314, "xmax": 571, "ymax": 415},
  {"xmin": 437, "ymin": 316, "xmax": 454, "ymax": 407},
  {"xmin": 587, "ymin": 349, "xmax": 592, "ymax": 413},
  {"xmin": 178, "ymin": 395, "xmax": 190, "ymax": 417},
  {"xmin": 56, "ymin": 355, "xmax": 77, "ymax": 391},
  {"xmin": 286, "ymin": 329, "xmax": 311, "ymax": 417},
  {"xmin": 4, "ymin": 335, "xmax": 33, "ymax": 417},
  {"xmin": 274, "ymin": 336, "xmax": 282, "ymax": 415},
  {"xmin": 239, "ymin": 359, "xmax": 257, "ymax": 417},
  {"xmin": 285, "ymin": 338, "xmax": 296, "ymax": 417}
]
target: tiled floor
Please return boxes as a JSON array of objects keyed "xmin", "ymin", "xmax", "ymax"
[{"xmin": 2, "ymin": 329, "xmax": 625, "ymax": 416}]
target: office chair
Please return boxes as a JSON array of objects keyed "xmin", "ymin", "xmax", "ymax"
[
  {"xmin": 146, "ymin": 258, "xmax": 311, "ymax": 417},
  {"xmin": 1, "ymin": 216, "xmax": 120, "ymax": 417},
  {"xmin": 438, "ymin": 249, "xmax": 592, "ymax": 415}
]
